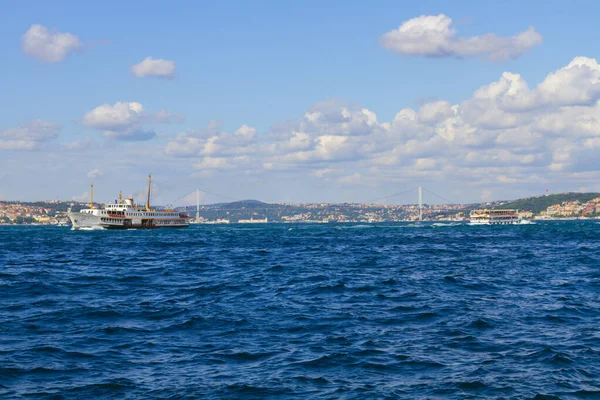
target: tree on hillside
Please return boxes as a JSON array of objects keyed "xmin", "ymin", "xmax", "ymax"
[{"xmin": 15, "ymin": 216, "xmax": 36, "ymax": 224}]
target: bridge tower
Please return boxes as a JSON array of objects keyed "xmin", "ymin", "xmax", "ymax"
[
  {"xmin": 196, "ymin": 189, "xmax": 200, "ymax": 220},
  {"xmin": 418, "ymin": 186, "xmax": 423, "ymax": 221}
]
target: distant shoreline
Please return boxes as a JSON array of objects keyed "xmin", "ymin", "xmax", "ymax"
[{"xmin": 2, "ymin": 218, "xmax": 600, "ymax": 227}]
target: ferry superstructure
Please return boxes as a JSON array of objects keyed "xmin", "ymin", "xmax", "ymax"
[
  {"xmin": 469, "ymin": 209, "xmax": 523, "ymax": 225},
  {"xmin": 68, "ymin": 175, "xmax": 189, "ymax": 230}
]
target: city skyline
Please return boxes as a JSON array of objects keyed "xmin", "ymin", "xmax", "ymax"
[{"xmin": 2, "ymin": 1, "xmax": 600, "ymax": 205}]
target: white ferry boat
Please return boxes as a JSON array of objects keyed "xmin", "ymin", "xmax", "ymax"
[
  {"xmin": 469, "ymin": 209, "xmax": 523, "ymax": 225},
  {"xmin": 68, "ymin": 175, "xmax": 189, "ymax": 230}
]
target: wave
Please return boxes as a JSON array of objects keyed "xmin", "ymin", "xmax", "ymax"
[
  {"xmin": 520, "ymin": 220, "xmax": 537, "ymax": 225},
  {"xmin": 339, "ymin": 224, "xmax": 375, "ymax": 229},
  {"xmin": 3, "ymin": 219, "xmax": 600, "ymax": 398},
  {"xmin": 73, "ymin": 226, "xmax": 105, "ymax": 231}
]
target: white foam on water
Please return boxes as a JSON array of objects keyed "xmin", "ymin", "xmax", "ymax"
[
  {"xmin": 73, "ymin": 226, "xmax": 105, "ymax": 231},
  {"xmin": 342, "ymin": 224, "xmax": 374, "ymax": 229}
]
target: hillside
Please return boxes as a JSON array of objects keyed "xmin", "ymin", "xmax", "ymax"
[
  {"xmin": 217, "ymin": 199, "xmax": 275, "ymax": 210},
  {"xmin": 496, "ymin": 192, "xmax": 600, "ymax": 214}
]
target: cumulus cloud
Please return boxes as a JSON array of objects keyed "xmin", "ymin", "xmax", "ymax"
[
  {"xmin": 380, "ymin": 14, "xmax": 542, "ymax": 61},
  {"xmin": 86, "ymin": 169, "xmax": 103, "ymax": 179},
  {"xmin": 72, "ymin": 191, "xmax": 90, "ymax": 202},
  {"xmin": 83, "ymin": 102, "xmax": 145, "ymax": 130},
  {"xmin": 65, "ymin": 137, "xmax": 94, "ymax": 151},
  {"xmin": 22, "ymin": 24, "xmax": 82, "ymax": 63},
  {"xmin": 163, "ymin": 56, "xmax": 600, "ymax": 193},
  {"xmin": 339, "ymin": 173, "xmax": 362, "ymax": 184},
  {"xmin": 83, "ymin": 101, "xmax": 178, "ymax": 141},
  {"xmin": 477, "ymin": 57, "xmax": 600, "ymax": 111},
  {"xmin": 131, "ymin": 57, "xmax": 176, "ymax": 78},
  {"xmin": 0, "ymin": 120, "xmax": 61, "ymax": 151},
  {"xmin": 166, "ymin": 123, "xmax": 258, "ymax": 158},
  {"xmin": 193, "ymin": 157, "xmax": 235, "ymax": 170}
]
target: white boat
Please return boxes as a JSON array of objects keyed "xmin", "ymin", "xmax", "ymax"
[
  {"xmin": 469, "ymin": 209, "xmax": 523, "ymax": 225},
  {"xmin": 68, "ymin": 175, "xmax": 189, "ymax": 230},
  {"xmin": 238, "ymin": 217, "xmax": 268, "ymax": 224}
]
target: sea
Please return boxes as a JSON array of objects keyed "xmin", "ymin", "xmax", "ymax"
[{"xmin": 1, "ymin": 221, "xmax": 600, "ymax": 399}]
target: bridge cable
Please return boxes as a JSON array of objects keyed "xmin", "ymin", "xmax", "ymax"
[
  {"xmin": 421, "ymin": 187, "xmax": 455, "ymax": 205},
  {"xmin": 367, "ymin": 187, "xmax": 419, "ymax": 204},
  {"xmin": 166, "ymin": 188, "xmax": 239, "ymax": 207}
]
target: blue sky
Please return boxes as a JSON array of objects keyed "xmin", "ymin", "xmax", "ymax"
[{"xmin": 2, "ymin": 0, "xmax": 600, "ymax": 205}]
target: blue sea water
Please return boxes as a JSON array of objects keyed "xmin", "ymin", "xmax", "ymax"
[{"xmin": 1, "ymin": 221, "xmax": 600, "ymax": 399}]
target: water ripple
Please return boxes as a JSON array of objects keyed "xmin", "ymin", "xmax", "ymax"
[{"xmin": 1, "ymin": 221, "xmax": 600, "ymax": 398}]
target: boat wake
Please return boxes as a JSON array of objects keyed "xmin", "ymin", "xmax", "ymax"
[
  {"xmin": 390, "ymin": 223, "xmax": 425, "ymax": 228},
  {"xmin": 73, "ymin": 226, "xmax": 105, "ymax": 231},
  {"xmin": 339, "ymin": 225, "xmax": 375, "ymax": 229}
]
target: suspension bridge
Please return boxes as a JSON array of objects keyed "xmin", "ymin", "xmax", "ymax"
[{"xmin": 165, "ymin": 186, "xmax": 457, "ymax": 222}]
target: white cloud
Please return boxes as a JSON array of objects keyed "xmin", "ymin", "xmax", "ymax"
[
  {"xmin": 0, "ymin": 120, "xmax": 61, "ymax": 151},
  {"xmin": 480, "ymin": 190, "xmax": 493, "ymax": 202},
  {"xmin": 418, "ymin": 101, "xmax": 454, "ymax": 124},
  {"xmin": 339, "ymin": 173, "xmax": 362, "ymax": 184},
  {"xmin": 475, "ymin": 57, "xmax": 600, "ymax": 111},
  {"xmin": 312, "ymin": 168, "xmax": 337, "ymax": 178},
  {"xmin": 165, "ymin": 123, "xmax": 258, "ymax": 158},
  {"xmin": 83, "ymin": 102, "xmax": 145, "ymax": 130},
  {"xmin": 72, "ymin": 191, "xmax": 89, "ymax": 202},
  {"xmin": 160, "ymin": 56, "xmax": 600, "ymax": 198},
  {"xmin": 131, "ymin": 57, "xmax": 176, "ymax": 78},
  {"xmin": 194, "ymin": 157, "xmax": 232, "ymax": 170},
  {"xmin": 65, "ymin": 137, "xmax": 94, "ymax": 151},
  {"xmin": 22, "ymin": 24, "xmax": 82, "ymax": 63},
  {"xmin": 380, "ymin": 14, "xmax": 541, "ymax": 61},
  {"xmin": 87, "ymin": 169, "xmax": 103, "ymax": 179},
  {"xmin": 83, "ymin": 101, "xmax": 177, "ymax": 141},
  {"xmin": 414, "ymin": 158, "xmax": 437, "ymax": 170},
  {"xmin": 154, "ymin": 110, "xmax": 184, "ymax": 123}
]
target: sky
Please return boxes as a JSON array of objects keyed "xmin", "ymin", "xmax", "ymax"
[{"xmin": 2, "ymin": 0, "xmax": 600, "ymax": 206}]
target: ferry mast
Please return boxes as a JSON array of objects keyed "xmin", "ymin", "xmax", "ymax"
[
  {"xmin": 89, "ymin": 183, "xmax": 94, "ymax": 209},
  {"xmin": 146, "ymin": 174, "xmax": 152, "ymax": 211}
]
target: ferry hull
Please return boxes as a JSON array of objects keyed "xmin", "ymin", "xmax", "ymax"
[
  {"xmin": 102, "ymin": 224, "xmax": 189, "ymax": 230},
  {"xmin": 468, "ymin": 220, "xmax": 523, "ymax": 225},
  {"xmin": 68, "ymin": 213, "xmax": 189, "ymax": 230},
  {"xmin": 68, "ymin": 213, "xmax": 101, "ymax": 230}
]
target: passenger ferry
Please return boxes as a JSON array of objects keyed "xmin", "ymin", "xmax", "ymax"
[
  {"xmin": 469, "ymin": 209, "xmax": 523, "ymax": 225},
  {"xmin": 68, "ymin": 175, "xmax": 189, "ymax": 230}
]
